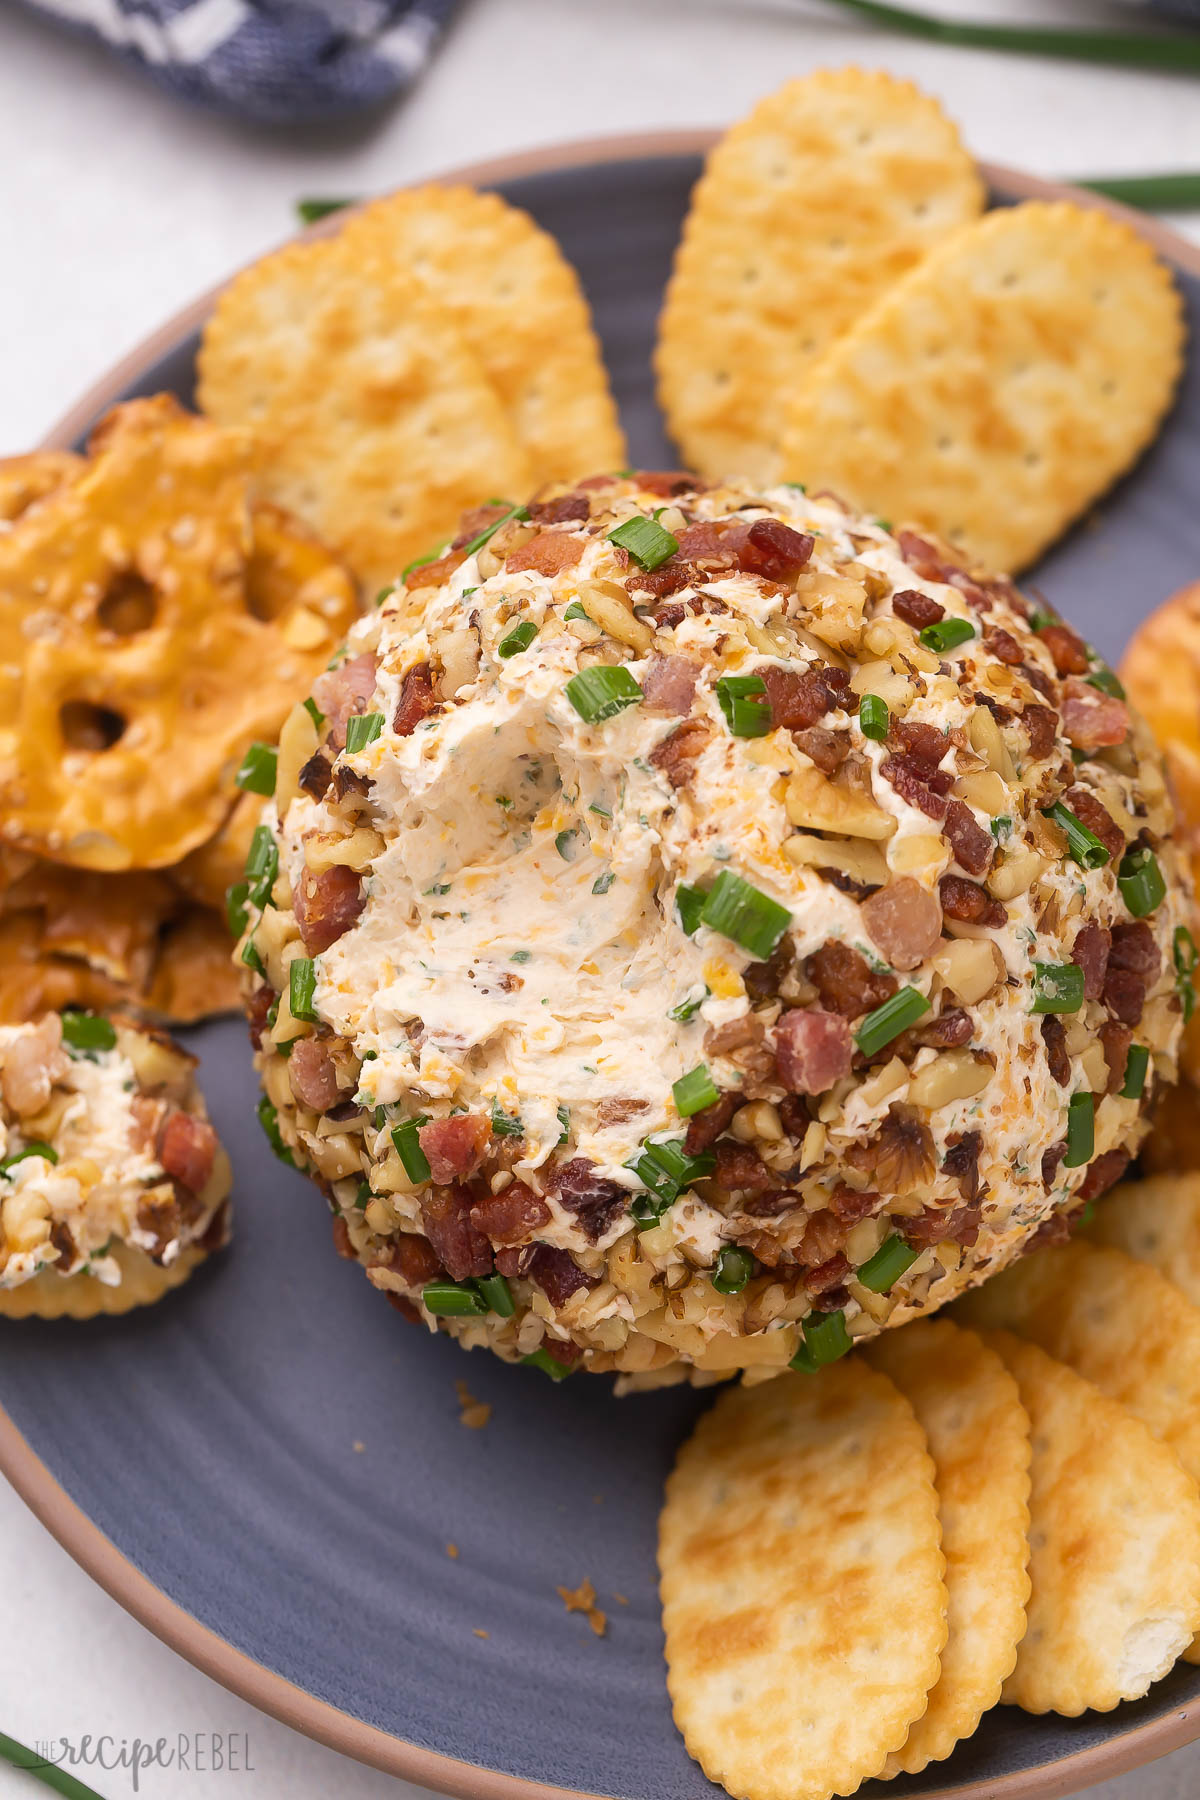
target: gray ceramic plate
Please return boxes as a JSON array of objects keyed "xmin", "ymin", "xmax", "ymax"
[{"xmin": 3, "ymin": 134, "xmax": 1200, "ymax": 1800}]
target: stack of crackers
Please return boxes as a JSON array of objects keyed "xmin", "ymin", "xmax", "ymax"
[{"xmin": 661, "ymin": 1177, "xmax": 1200, "ymax": 1800}]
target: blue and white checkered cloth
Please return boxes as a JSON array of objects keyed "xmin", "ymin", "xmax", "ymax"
[{"xmin": 14, "ymin": 0, "xmax": 460, "ymax": 124}]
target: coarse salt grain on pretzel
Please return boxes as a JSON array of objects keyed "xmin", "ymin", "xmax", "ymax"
[
  {"xmin": 0, "ymin": 450, "xmax": 83, "ymax": 527},
  {"xmin": 0, "ymin": 395, "xmax": 359, "ymax": 873}
]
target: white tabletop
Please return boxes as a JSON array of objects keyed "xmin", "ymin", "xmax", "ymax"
[{"xmin": 2, "ymin": 1, "xmax": 1200, "ymax": 1794}]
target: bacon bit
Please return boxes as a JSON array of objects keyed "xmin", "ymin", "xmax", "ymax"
[
  {"xmin": 942, "ymin": 1131, "xmax": 982, "ymax": 1203},
  {"xmin": 1036, "ymin": 622, "xmax": 1090, "ymax": 676},
  {"xmin": 419, "ymin": 1114, "xmax": 491, "ymax": 1184},
  {"xmin": 383, "ymin": 1232, "xmax": 444, "ymax": 1287},
  {"xmin": 156, "ymin": 1111, "xmax": 216, "ymax": 1193},
  {"xmin": 1071, "ymin": 921, "xmax": 1111, "ymax": 1002},
  {"xmin": 1029, "ymin": 1212, "xmax": 1072, "ymax": 1252},
  {"xmin": 917, "ymin": 1008, "xmax": 974, "ymax": 1050},
  {"xmin": 738, "ymin": 518, "xmax": 814, "ymax": 581},
  {"xmin": 456, "ymin": 1379, "xmax": 491, "ymax": 1431},
  {"xmin": 903, "ymin": 1202, "xmax": 982, "ymax": 1248},
  {"xmin": 453, "ymin": 502, "xmax": 511, "ymax": 547},
  {"xmin": 546, "ymin": 1158, "xmax": 625, "ymax": 1241},
  {"xmin": 1023, "ymin": 662, "xmax": 1055, "ymax": 701},
  {"xmin": 473, "ymin": 1629, "xmax": 490, "ymax": 1640},
  {"xmin": 528, "ymin": 493, "xmax": 590, "ymax": 525},
  {"xmin": 470, "ymin": 1180, "xmax": 551, "ymax": 1246},
  {"xmin": 892, "ymin": 588, "xmax": 944, "ymax": 629},
  {"xmin": 714, "ymin": 1142, "xmax": 775, "ymax": 1194},
  {"xmin": 1042, "ymin": 1142, "xmax": 1067, "ymax": 1190},
  {"xmin": 312, "ymin": 652, "xmax": 378, "ymax": 751},
  {"xmin": 331, "ymin": 1215, "xmax": 354, "ymax": 1260},
  {"xmin": 683, "ymin": 1092, "xmax": 739, "ymax": 1154},
  {"xmin": 557, "ymin": 1578, "xmax": 607, "ymax": 1638},
  {"xmin": 938, "ymin": 874, "xmax": 1005, "ymax": 929},
  {"xmin": 595, "ymin": 1096, "xmax": 651, "ymax": 1127},
  {"xmin": 1103, "ymin": 967, "xmax": 1147, "ymax": 1026},
  {"xmin": 1078, "ymin": 1149, "xmax": 1131, "ymax": 1203},
  {"xmin": 944, "ymin": 799, "xmax": 994, "ymax": 876},
  {"xmin": 246, "ymin": 984, "xmax": 273, "ymax": 1050},
  {"xmin": 649, "ymin": 718, "xmax": 710, "ymax": 787},
  {"xmin": 1109, "ymin": 920, "xmax": 1161, "ymax": 982},
  {"xmin": 861, "ymin": 878, "xmax": 943, "ymax": 971},
  {"xmin": 632, "ymin": 470, "xmax": 695, "ymax": 496},
  {"xmin": 287, "ymin": 1037, "xmax": 341, "ymax": 1111},
  {"xmin": 847, "ymin": 1112, "xmax": 935, "ymax": 1191},
  {"xmin": 742, "ymin": 1188, "xmax": 796, "ymax": 1218},
  {"xmin": 1060, "ymin": 677, "xmax": 1130, "ymax": 751},
  {"xmin": 773, "ymin": 1008, "xmax": 852, "ymax": 1094},
  {"xmin": 1063, "ymin": 786, "xmax": 1125, "ymax": 865},
  {"xmin": 890, "ymin": 720, "xmax": 946, "ymax": 766},
  {"xmin": 760, "ymin": 664, "xmax": 848, "ymax": 729},
  {"xmin": 447, "ymin": 1543, "xmax": 459, "ymax": 1557},
  {"xmin": 385, "ymin": 1293, "xmax": 422, "ymax": 1323},
  {"xmin": 897, "ymin": 531, "xmax": 962, "ymax": 582},
  {"xmin": 805, "ymin": 1252, "xmax": 851, "ymax": 1295},
  {"xmin": 393, "ymin": 663, "xmax": 438, "ymax": 738},
  {"xmin": 294, "ymin": 864, "xmax": 364, "ymax": 954},
  {"xmin": 808, "ymin": 941, "xmax": 897, "ymax": 1018},
  {"xmin": 1099, "ymin": 1021, "xmax": 1133, "ymax": 1094},
  {"xmin": 298, "ymin": 750, "xmax": 333, "ymax": 800},
  {"xmin": 505, "ymin": 532, "xmax": 585, "ymax": 576},
  {"xmin": 641, "ymin": 654, "xmax": 699, "ymax": 716},
  {"xmin": 526, "ymin": 1244, "xmax": 592, "ymax": 1307},
  {"xmin": 420, "ymin": 1185, "xmax": 493, "ymax": 1282},
  {"xmin": 1040, "ymin": 1015, "xmax": 1071, "ymax": 1088},
  {"xmin": 881, "ymin": 752, "xmax": 951, "ymax": 819},
  {"xmin": 676, "ymin": 518, "xmax": 750, "ymax": 566},
  {"xmin": 985, "ymin": 626, "xmax": 1024, "ymax": 665}
]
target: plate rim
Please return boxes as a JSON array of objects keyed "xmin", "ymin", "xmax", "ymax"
[{"xmin": 10, "ymin": 125, "xmax": 1200, "ymax": 1800}]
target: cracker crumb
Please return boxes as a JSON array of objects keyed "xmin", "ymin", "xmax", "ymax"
[
  {"xmin": 613, "ymin": 1593, "xmax": 629, "ymax": 1606},
  {"xmin": 557, "ymin": 1578, "xmax": 607, "ymax": 1638},
  {"xmin": 473, "ymin": 1628, "xmax": 489, "ymax": 1639},
  {"xmin": 447, "ymin": 1543, "xmax": 459, "ymax": 1559},
  {"xmin": 456, "ymin": 1379, "xmax": 492, "ymax": 1430},
  {"xmin": 353, "ymin": 1441, "xmax": 365, "ymax": 1453}
]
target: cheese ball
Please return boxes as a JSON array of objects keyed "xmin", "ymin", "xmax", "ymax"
[
  {"xmin": 0, "ymin": 1010, "xmax": 231, "ymax": 1317},
  {"xmin": 238, "ymin": 476, "xmax": 1190, "ymax": 1388}
]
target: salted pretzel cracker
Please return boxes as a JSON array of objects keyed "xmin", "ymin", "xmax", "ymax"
[{"xmin": 0, "ymin": 450, "xmax": 83, "ymax": 526}]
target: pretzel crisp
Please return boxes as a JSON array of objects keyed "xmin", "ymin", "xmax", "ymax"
[
  {"xmin": 0, "ymin": 450, "xmax": 84, "ymax": 525},
  {"xmin": 0, "ymin": 395, "xmax": 358, "ymax": 871}
]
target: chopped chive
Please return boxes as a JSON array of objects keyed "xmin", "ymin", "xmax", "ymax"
[
  {"xmin": 857, "ymin": 1233, "xmax": 919, "ymax": 1293},
  {"xmin": 235, "ymin": 741, "xmax": 278, "ymax": 796},
  {"xmin": 374, "ymin": 585, "xmax": 396, "ymax": 609},
  {"xmin": 588, "ymin": 801, "xmax": 611, "ymax": 818},
  {"xmin": 391, "ymin": 1118, "xmax": 431, "ymax": 1183},
  {"xmin": 60, "ymin": 1010, "xmax": 117, "ymax": 1054},
  {"xmin": 554, "ymin": 829, "xmax": 578, "ymax": 861},
  {"xmin": 225, "ymin": 880, "xmax": 249, "ymax": 938},
  {"xmin": 712, "ymin": 1245, "xmax": 755, "ymax": 1295},
  {"xmin": 673, "ymin": 1065, "xmax": 720, "ymax": 1117},
  {"xmin": 556, "ymin": 1105, "xmax": 571, "ymax": 1145},
  {"xmin": 401, "ymin": 541, "xmax": 449, "ymax": 582},
  {"xmin": 563, "ymin": 600, "xmax": 592, "ymax": 623},
  {"xmin": 460, "ymin": 501, "xmax": 530, "ymax": 561},
  {"xmin": 919, "ymin": 616, "xmax": 976, "ymax": 654},
  {"xmin": 790, "ymin": 1308, "xmax": 853, "ymax": 1373},
  {"xmin": 523, "ymin": 1347, "xmax": 575, "ymax": 1380},
  {"xmin": 858, "ymin": 694, "xmax": 889, "ymax": 740},
  {"xmin": 716, "ymin": 675, "xmax": 772, "ymax": 739},
  {"xmin": 565, "ymin": 665, "xmax": 643, "ymax": 724},
  {"xmin": 353, "ymin": 1182, "xmax": 371, "ymax": 1211},
  {"xmin": 257, "ymin": 1097, "xmax": 295, "ymax": 1167},
  {"xmin": 699, "ymin": 870, "xmax": 791, "ymax": 960},
  {"xmin": 296, "ymin": 196, "xmax": 353, "ymax": 224},
  {"xmin": 1028, "ymin": 606, "xmax": 1058, "ymax": 633},
  {"xmin": 1042, "ymin": 801, "xmax": 1110, "ymax": 870},
  {"xmin": 1117, "ymin": 847, "xmax": 1166, "ymax": 918},
  {"xmin": 1031, "ymin": 962, "xmax": 1085, "ymax": 1015},
  {"xmin": 477, "ymin": 1273, "xmax": 515, "ymax": 1317},
  {"xmin": 303, "ymin": 696, "xmax": 325, "ymax": 731},
  {"xmin": 241, "ymin": 937, "xmax": 266, "ymax": 978},
  {"xmin": 1064, "ymin": 1092, "xmax": 1095, "ymax": 1168},
  {"xmin": 1121, "ymin": 1044, "xmax": 1150, "ymax": 1101},
  {"xmin": 0, "ymin": 1141, "xmax": 59, "ymax": 1176},
  {"xmin": 423, "ymin": 1281, "xmax": 488, "ymax": 1318},
  {"xmin": 288, "ymin": 957, "xmax": 318, "ymax": 1022},
  {"xmin": 675, "ymin": 883, "xmax": 707, "ymax": 936},
  {"xmin": 854, "ymin": 986, "xmax": 930, "ymax": 1057},
  {"xmin": 490, "ymin": 1101, "xmax": 523, "ymax": 1138},
  {"xmin": 990, "ymin": 815, "xmax": 1013, "ymax": 840},
  {"xmin": 608, "ymin": 515, "xmax": 678, "ymax": 570},
  {"xmin": 345, "ymin": 712, "xmax": 383, "ymax": 754},
  {"xmin": 626, "ymin": 1138, "xmax": 715, "ymax": 1210},
  {"xmin": 244, "ymin": 824, "xmax": 279, "ymax": 904},
  {"xmin": 592, "ymin": 870, "xmax": 615, "ymax": 896},
  {"xmin": 510, "ymin": 949, "xmax": 532, "ymax": 963},
  {"xmin": 814, "ymin": 1, "xmax": 1200, "ymax": 76},
  {"xmin": 1175, "ymin": 926, "xmax": 1198, "ymax": 1025},
  {"xmin": 669, "ymin": 986, "xmax": 709, "ymax": 1024},
  {"xmin": 498, "ymin": 620, "xmax": 538, "ymax": 658},
  {"xmin": 630, "ymin": 1190, "xmax": 671, "ymax": 1227},
  {"xmin": 1087, "ymin": 666, "xmax": 1126, "ymax": 700}
]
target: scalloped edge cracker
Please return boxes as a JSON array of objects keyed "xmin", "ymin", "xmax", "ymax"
[
  {"xmin": 865, "ymin": 1320, "xmax": 1031, "ymax": 1774},
  {"xmin": 339, "ymin": 185, "xmax": 625, "ymax": 485},
  {"xmin": 983, "ymin": 1331, "xmax": 1200, "ymax": 1714},
  {"xmin": 656, "ymin": 68, "xmax": 983, "ymax": 484},
  {"xmin": 0, "ymin": 1241, "xmax": 212, "ymax": 1321},
  {"xmin": 197, "ymin": 232, "xmax": 532, "ymax": 593},
  {"xmin": 659, "ymin": 1360, "xmax": 946, "ymax": 1800},
  {"xmin": 780, "ymin": 201, "xmax": 1185, "ymax": 572},
  {"xmin": 1087, "ymin": 1173, "xmax": 1200, "ymax": 1305}
]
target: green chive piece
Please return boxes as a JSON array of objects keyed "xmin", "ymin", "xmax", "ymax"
[
  {"xmin": 60, "ymin": 1011, "xmax": 117, "ymax": 1055},
  {"xmin": 629, "ymin": 1190, "xmax": 671, "ymax": 1228},
  {"xmin": 1031, "ymin": 962, "xmax": 1085, "ymax": 1015},
  {"xmin": 1043, "ymin": 801, "xmax": 1111, "ymax": 870},
  {"xmin": 353, "ymin": 1182, "xmax": 371, "ymax": 1211},
  {"xmin": 1121, "ymin": 1044, "xmax": 1150, "ymax": 1101},
  {"xmin": 522, "ymin": 1347, "xmax": 575, "ymax": 1380},
  {"xmin": 857, "ymin": 1233, "xmax": 919, "ymax": 1294},
  {"xmin": 303, "ymin": 696, "xmax": 325, "ymax": 731},
  {"xmin": 673, "ymin": 1065, "xmax": 720, "ymax": 1118},
  {"xmin": 288, "ymin": 957, "xmax": 318, "ymax": 1023},
  {"xmin": 556, "ymin": 1105, "xmax": 571, "ymax": 1145},
  {"xmin": 498, "ymin": 620, "xmax": 538, "ymax": 658},
  {"xmin": 490, "ymin": 1100, "xmax": 523, "ymax": 1138},
  {"xmin": 712, "ymin": 1244, "xmax": 755, "ymax": 1295},
  {"xmin": 235, "ymin": 741, "xmax": 278, "ymax": 796},
  {"xmin": 554, "ymin": 829, "xmax": 578, "ymax": 861},
  {"xmin": 510, "ymin": 949, "xmax": 531, "ymax": 964},
  {"xmin": 0, "ymin": 1141, "xmax": 59, "ymax": 1176},
  {"xmin": 257, "ymin": 1097, "xmax": 295, "ymax": 1167},
  {"xmin": 1064, "ymin": 1092, "xmax": 1095, "ymax": 1169},
  {"xmin": 626, "ymin": 1138, "xmax": 715, "ymax": 1211},
  {"xmin": 401, "ymin": 541, "xmax": 449, "ymax": 582},
  {"xmin": 1028, "ymin": 606, "xmax": 1058, "ymax": 633},
  {"xmin": 1175, "ymin": 926, "xmax": 1198, "ymax": 1025},
  {"xmin": 241, "ymin": 937, "xmax": 266, "ymax": 978},
  {"xmin": 1078, "ymin": 173, "xmax": 1200, "ymax": 211},
  {"xmin": 244, "ymin": 823, "xmax": 279, "ymax": 904},
  {"xmin": 854, "ymin": 986, "xmax": 930, "ymax": 1058},
  {"xmin": 676, "ymin": 883, "xmax": 707, "ymax": 937},
  {"xmin": 565, "ymin": 665, "xmax": 643, "ymax": 724},
  {"xmin": 716, "ymin": 675, "xmax": 772, "ymax": 739},
  {"xmin": 374, "ymin": 585, "xmax": 396, "ymax": 609},
  {"xmin": 919, "ymin": 616, "xmax": 976, "ymax": 654},
  {"xmin": 296, "ymin": 196, "xmax": 353, "ymax": 224},
  {"xmin": 345, "ymin": 712, "xmax": 384, "ymax": 754},
  {"xmin": 818, "ymin": 0, "xmax": 1200, "ymax": 75},
  {"xmin": 591, "ymin": 870, "xmax": 615, "ymax": 896},
  {"xmin": 858, "ymin": 694, "xmax": 889, "ymax": 740},
  {"xmin": 225, "ymin": 880, "xmax": 249, "ymax": 938},
  {"xmin": 699, "ymin": 869, "xmax": 791, "ymax": 960},
  {"xmin": 460, "ymin": 502, "xmax": 530, "ymax": 561},
  {"xmin": 1117, "ymin": 847, "xmax": 1166, "ymax": 919},
  {"xmin": 563, "ymin": 600, "xmax": 592, "ymax": 623},
  {"xmin": 608, "ymin": 515, "xmax": 679, "ymax": 570},
  {"xmin": 391, "ymin": 1118, "xmax": 431, "ymax": 1183},
  {"xmin": 669, "ymin": 986, "xmax": 709, "ymax": 1024},
  {"xmin": 423, "ymin": 1281, "xmax": 488, "ymax": 1318},
  {"xmin": 477, "ymin": 1273, "xmax": 515, "ymax": 1317},
  {"xmin": 1087, "ymin": 666, "xmax": 1126, "ymax": 700},
  {"xmin": 990, "ymin": 815, "xmax": 1013, "ymax": 840},
  {"xmin": 790, "ymin": 1308, "xmax": 853, "ymax": 1373}
]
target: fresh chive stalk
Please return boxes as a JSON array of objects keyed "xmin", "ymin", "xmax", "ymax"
[
  {"xmin": 854, "ymin": 987, "xmax": 930, "ymax": 1058},
  {"xmin": 423, "ymin": 1281, "xmax": 488, "ymax": 1318},
  {"xmin": 1042, "ymin": 802, "xmax": 1110, "ymax": 869},
  {"xmin": 226, "ymin": 880, "xmax": 250, "ymax": 938},
  {"xmin": 919, "ymin": 616, "xmax": 976, "ymax": 654},
  {"xmin": 288, "ymin": 957, "xmax": 319, "ymax": 1023},
  {"xmin": 790, "ymin": 1308, "xmax": 853, "ymax": 1373},
  {"xmin": 303, "ymin": 696, "xmax": 325, "ymax": 731},
  {"xmin": 672, "ymin": 1065, "xmax": 720, "ymax": 1117},
  {"xmin": 391, "ymin": 1118, "xmax": 431, "ymax": 1183},
  {"xmin": 345, "ymin": 712, "xmax": 384, "ymax": 754},
  {"xmin": 1077, "ymin": 173, "xmax": 1200, "ymax": 210},
  {"xmin": 1175, "ymin": 926, "xmax": 1198, "ymax": 1025},
  {"xmin": 0, "ymin": 1142, "xmax": 59, "ymax": 1176},
  {"xmin": 858, "ymin": 694, "xmax": 889, "ymax": 740},
  {"xmin": 669, "ymin": 986, "xmax": 709, "ymax": 1024},
  {"xmin": 460, "ymin": 501, "xmax": 530, "ymax": 561},
  {"xmin": 1117, "ymin": 847, "xmax": 1166, "ymax": 918},
  {"xmin": 716, "ymin": 675, "xmax": 772, "ymax": 739},
  {"xmin": 563, "ymin": 600, "xmax": 592, "ymax": 623},
  {"xmin": 523, "ymin": 1347, "xmax": 575, "ymax": 1380},
  {"xmin": 856, "ymin": 1233, "xmax": 919, "ymax": 1293},
  {"xmin": 556, "ymin": 1105, "xmax": 571, "ymax": 1145},
  {"xmin": 490, "ymin": 1101, "xmax": 523, "ymax": 1138},
  {"xmin": 1086, "ymin": 666, "xmax": 1126, "ymax": 700},
  {"xmin": 1064, "ymin": 1092, "xmax": 1095, "ymax": 1168},
  {"xmin": 699, "ymin": 870, "xmax": 791, "ymax": 960},
  {"xmin": 235, "ymin": 741, "xmax": 278, "ymax": 796},
  {"xmin": 818, "ymin": 0, "xmax": 1200, "ymax": 73},
  {"xmin": 477, "ymin": 1274, "xmax": 515, "ymax": 1317},
  {"xmin": 1121, "ymin": 1044, "xmax": 1150, "ymax": 1101},
  {"xmin": 565, "ymin": 665, "xmax": 644, "ymax": 723},
  {"xmin": 498, "ymin": 621, "xmax": 538, "ymax": 658},
  {"xmin": 626, "ymin": 1138, "xmax": 715, "ymax": 1212},
  {"xmin": 296, "ymin": 196, "xmax": 354, "ymax": 224},
  {"xmin": 712, "ymin": 1245, "xmax": 755, "ymax": 1295},
  {"xmin": 675, "ymin": 883, "xmax": 707, "ymax": 937},
  {"xmin": 608, "ymin": 515, "xmax": 678, "ymax": 570},
  {"xmin": 244, "ymin": 824, "xmax": 279, "ymax": 904},
  {"xmin": 60, "ymin": 1011, "xmax": 117, "ymax": 1055},
  {"xmin": 1031, "ymin": 962, "xmax": 1085, "ymax": 1015},
  {"xmin": 257, "ymin": 1097, "xmax": 295, "ymax": 1167}
]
